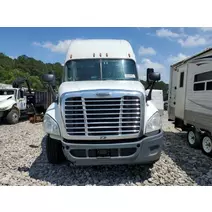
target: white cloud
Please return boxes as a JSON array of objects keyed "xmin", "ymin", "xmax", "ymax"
[
  {"xmin": 33, "ymin": 40, "xmax": 73, "ymax": 53},
  {"xmin": 9, "ymin": 56, "xmax": 16, "ymax": 59},
  {"xmin": 138, "ymin": 46, "xmax": 156, "ymax": 56},
  {"xmin": 201, "ymin": 27, "xmax": 212, "ymax": 32},
  {"xmin": 137, "ymin": 58, "xmax": 166, "ymax": 81},
  {"xmin": 155, "ymin": 28, "xmax": 212, "ymax": 48},
  {"xmin": 167, "ymin": 53, "xmax": 188, "ymax": 64},
  {"xmin": 178, "ymin": 35, "xmax": 208, "ymax": 47},
  {"xmin": 156, "ymin": 28, "xmax": 181, "ymax": 38}
]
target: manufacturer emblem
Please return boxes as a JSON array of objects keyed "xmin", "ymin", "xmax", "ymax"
[{"xmin": 96, "ymin": 92, "xmax": 111, "ymax": 97}]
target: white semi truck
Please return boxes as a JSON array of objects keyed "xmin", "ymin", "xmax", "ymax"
[{"xmin": 42, "ymin": 39, "xmax": 164, "ymax": 166}]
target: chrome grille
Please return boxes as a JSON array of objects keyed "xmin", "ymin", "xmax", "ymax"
[{"xmin": 64, "ymin": 95, "xmax": 141, "ymax": 137}]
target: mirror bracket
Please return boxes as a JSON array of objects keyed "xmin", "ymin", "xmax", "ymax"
[
  {"xmin": 145, "ymin": 68, "xmax": 161, "ymax": 101},
  {"xmin": 42, "ymin": 73, "xmax": 57, "ymax": 103}
]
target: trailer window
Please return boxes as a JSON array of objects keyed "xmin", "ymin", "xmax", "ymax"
[
  {"xmin": 179, "ymin": 72, "xmax": 184, "ymax": 87},
  {"xmin": 194, "ymin": 70, "xmax": 212, "ymax": 82},
  {"xmin": 206, "ymin": 81, "xmax": 212, "ymax": 90},
  {"xmin": 193, "ymin": 82, "xmax": 205, "ymax": 91}
]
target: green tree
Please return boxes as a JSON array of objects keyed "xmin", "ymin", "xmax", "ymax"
[
  {"xmin": 140, "ymin": 80, "xmax": 169, "ymax": 100},
  {"xmin": 0, "ymin": 53, "xmax": 63, "ymax": 90}
]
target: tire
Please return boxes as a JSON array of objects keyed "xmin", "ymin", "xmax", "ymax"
[
  {"xmin": 46, "ymin": 136, "xmax": 66, "ymax": 164},
  {"xmin": 6, "ymin": 108, "xmax": 19, "ymax": 124},
  {"xmin": 142, "ymin": 159, "xmax": 159, "ymax": 168},
  {"xmin": 201, "ymin": 134, "xmax": 212, "ymax": 157},
  {"xmin": 145, "ymin": 163, "xmax": 155, "ymax": 169},
  {"xmin": 187, "ymin": 128, "xmax": 201, "ymax": 148}
]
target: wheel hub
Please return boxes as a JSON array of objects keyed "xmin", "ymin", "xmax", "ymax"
[
  {"xmin": 12, "ymin": 113, "xmax": 18, "ymax": 121},
  {"xmin": 202, "ymin": 136, "xmax": 212, "ymax": 153},
  {"xmin": 188, "ymin": 131, "xmax": 195, "ymax": 145}
]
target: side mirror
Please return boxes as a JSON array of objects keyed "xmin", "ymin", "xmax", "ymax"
[
  {"xmin": 149, "ymin": 72, "xmax": 161, "ymax": 82},
  {"xmin": 146, "ymin": 68, "xmax": 154, "ymax": 82},
  {"xmin": 42, "ymin": 74, "xmax": 55, "ymax": 83}
]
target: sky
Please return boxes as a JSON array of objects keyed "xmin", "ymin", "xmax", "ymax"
[{"xmin": 1, "ymin": 27, "xmax": 212, "ymax": 83}]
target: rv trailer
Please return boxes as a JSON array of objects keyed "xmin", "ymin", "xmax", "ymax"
[{"xmin": 168, "ymin": 48, "xmax": 212, "ymax": 156}]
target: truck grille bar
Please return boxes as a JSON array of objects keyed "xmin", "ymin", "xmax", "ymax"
[{"xmin": 64, "ymin": 95, "xmax": 141, "ymax": 137}]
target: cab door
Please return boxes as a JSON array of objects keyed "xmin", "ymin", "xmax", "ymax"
[{"xmin": 16, "ymin": 89, "xmax": 27, "ymax": 111}]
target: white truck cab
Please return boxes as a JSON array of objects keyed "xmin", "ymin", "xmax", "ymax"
[
  {"xmin": 43, "ymin": 39, "xmax": 164, "ymax": 166},
  {"xmin": 0, "ymin": 88, "xmax": 27, "ymax": 124}
]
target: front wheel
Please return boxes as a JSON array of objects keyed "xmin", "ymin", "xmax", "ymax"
[
  {"xmin": 46, "ymin": 136, "xmax": 66, "ymax": 164},
  {"xmin": 142, "ymin": 159, "xmax": 159, "ymax": 169},
  {"xmin": 6, "ymin": 108, "xmax": 19, "ymax": 124},
  {"xmin": 201, "ymin": 134, "xmax": 212, "ymax": 157}
]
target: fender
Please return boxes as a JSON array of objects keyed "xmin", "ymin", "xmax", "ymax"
[
  {"xmin": 12, "ymin": 104, "xmax": 21, "ymax": 117},
  {"xmin": 144, "ymin": 100, "xmax": 159, "ymax": 129},
  {"xmin": 0, "ymin": 99, "xmax": 21, "ymax": 118},
  {"xmin": 45, "ymin": 102, "xmax": 62, "ymax": 125},
  {"xmin": 0, "ymin": 99, "xmax": 17, "ymax": 111},
  {"xmin": 43, "ymin": 102, "xmax": 63, "ymax": 140}
]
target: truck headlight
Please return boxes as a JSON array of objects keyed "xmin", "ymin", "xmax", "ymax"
[
  {"xmin": 43, "ymin": 115, "xmax": 60, "ymax": 136},
  {"xmin": 145, "ymin": 112, "xmax": 162, "ymax": 134}
]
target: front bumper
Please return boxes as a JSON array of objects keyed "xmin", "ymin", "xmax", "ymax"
[{"xmin": 61, "ymin": 131, "xmax": 164, "ymax": 166}]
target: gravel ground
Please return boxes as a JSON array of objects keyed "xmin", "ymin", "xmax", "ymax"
[{"xmin": 0, "ymin": 112, "xmax": 212, "ymax": 186}]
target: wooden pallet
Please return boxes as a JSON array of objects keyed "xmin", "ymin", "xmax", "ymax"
[{"xmin": 29, "ymin": 114, "xmax": 44, "ymax": 123}]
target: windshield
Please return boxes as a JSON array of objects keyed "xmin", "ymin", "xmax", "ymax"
[
  {"xmin": 0, "ymin": 90, "xmax": 15, "ymax": 95},
  {"xmin": 65, "ymin": 59, "xmax": 138, "ymax": 81}
]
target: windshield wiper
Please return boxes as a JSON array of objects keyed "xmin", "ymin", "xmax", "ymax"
[
  {"xmin": 101, "ymin": 78, "xmax": 126, "ymax": 80},
  {"xmin": 115, "ymin": 78, "xmax": 128, "ymax": 80}
]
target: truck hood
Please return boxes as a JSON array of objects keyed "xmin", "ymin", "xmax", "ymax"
[
  {"xmin": 0, "ymin": 95, "xmax": 14, "ymax": 102},
  {"xmin": 58, "ymin": 81, "xmax": 145, "ymax": 95},
  {"xmin": 0, "ymin": 95, "xmax": 16, "ymax": 111}
]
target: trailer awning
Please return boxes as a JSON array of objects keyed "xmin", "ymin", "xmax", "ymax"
[{"xmin": 171, "ymin": 47, "xmax": 212, "ymax": 68}]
